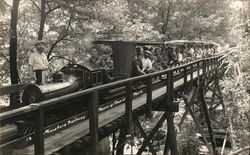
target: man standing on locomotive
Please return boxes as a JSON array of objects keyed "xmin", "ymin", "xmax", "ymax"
[{"xmin": 28, "ymin": 40, "xmax": 49, "ymax": 85}]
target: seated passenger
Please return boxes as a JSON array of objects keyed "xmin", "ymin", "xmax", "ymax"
[
  {"xmin": 196, "ymin": 46, "xmax": 203, "ymax": 59},
  {"xmin": 88, "ymin": 47, "xmax": 105, "ymax": 69},
  {"xmin": 185, "ymin": 44, "xmax": 195, "ymax": 60},
  {"xmin": 176, "ymin": 50, "xmax": 183, "ymax": 64},
  {"xmin": 132, "ymin": 48, "xmax": 146, "ymax": 77},
  {"xmin": 151, "ymin": 48, "xmax": 162, "ymax": 71},
  {"xmin": 142, "ymin": 50, "xmax": 153, "ymax": 73}
]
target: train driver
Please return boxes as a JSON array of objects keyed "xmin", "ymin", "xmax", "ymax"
[
  {"xmin": 142, "ymin": 50, "xmax": 153, "ymax": 73},
  {"xmin": 28, "ymin": 40, "xmax": 49, "ymax": 85}
]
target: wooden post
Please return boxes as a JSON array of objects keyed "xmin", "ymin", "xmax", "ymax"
[
  {"xmin": 202, "ymin": 60, "xmax": 207, "ymax": 80},
  {"xmin": 197, "ymin": 61, "xmax": 200, "ymax": 79},
  {"xmin": 146, "ymin": 77, "xmax": 152, "ymax": 118},
  {"xmin": 199, "ymin": 85, "xmax": 217, "ymax": 154},
  {"xmin": 190, "ymin": 64, "xmax": 194, "ymax": 86},
  {"xmin": 89, "ymin": 91, "xmax": 99, "ymax": 155},
  {"xmin": 34, "ymin": 107, "xmax": 44, "ymax": 155},
  {"xmin": 112, "ymin": 132, "xmax": 116, "ymax": 155},
  {"xmin": 116, "ymin": 127, "xmax": 126, "ymax": 155},
  {"xmin": 164, "ymin": 70, "xmax": 178, "ymax": 155},
  {"xmin": 164, "ymin": 112, "xmax": 178, "ymax": 155},
  {"xmin": 183, "ymin": 66, "xmax": 187, "ymax": 94},
  {"xmin": 125, "ymin": 82, "xmax": 133, "ymax": 135}
]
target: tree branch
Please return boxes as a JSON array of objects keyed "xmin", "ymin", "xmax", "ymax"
[
  {"xmin": 48, "ymin": 55, "xmax": 75, "ymax": 63},
  {"xmin": 47, "ymin": 16, "xmax": 72, "ymax": 60},
  {"xmin": 45, "ymin": 5, "xmax": 61, "ymax": 16},
  {"xmin": 30, "ymin": 0, "xmax": 41, "ymax": 12},
  {"xmin": 0, "ymin": 53, "xmax": 10, "ymax": 63}
]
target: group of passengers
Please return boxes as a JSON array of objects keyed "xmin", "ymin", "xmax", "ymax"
[
  {"xmin": 87, "ymin": 44, "xmax": 216, "ymax": 77},
  {"xmin": 132, "ymin": 44, "xmax": 216, "ymax": 76}
]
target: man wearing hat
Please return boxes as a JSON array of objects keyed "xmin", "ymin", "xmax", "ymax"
[
  {"xmin": 141, "ymin": 50, "xmax": 153, "ymax": 74},
  {"xmin": 132, "ymin": 47, "xmax": 145, "ymax": 77},
  {"xmin": 28, "ymin": 40, "xmax": 49, "ymax": 85}
]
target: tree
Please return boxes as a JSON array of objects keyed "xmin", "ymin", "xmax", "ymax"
[{"xmin": 9, "ymin": 0, "xmax": 20, "ymax": 105}]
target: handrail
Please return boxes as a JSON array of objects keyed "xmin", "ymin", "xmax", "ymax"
[
  {"xmin": 0, "ymin": 55, "xmax": 223, "ymax": 122},
  {"xmin": 0, "ymin": 83, "xmax": 27, "ymax": 96}
]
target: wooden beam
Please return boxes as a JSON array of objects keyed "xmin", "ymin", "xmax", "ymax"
[
  {"xmin": 146, "ymin": 77, "xmax": 153, "ymax": 118},
  {"xmin": 189, "ymin": 108, "xmax": 213, "ymax": 154},
  {"xmin": 183, "ymin": 66, "xmax": 188, "ymax": 94},
  {"xmin": 137, "ymin": 112, "xmax": 167, "ymax": 155},
  {"xmin": 112, "ymin": 132, "xmax": 116, "ymax": 155},
  {"xmin": 197, "ymin": 62, "xmax": 200, "ymax": 78},
  {"xmin": 34, "ymin": 107, "xmax": 44, "ymax": 155},
  {"xmin": 199, "ymin": 86, "xmax": 217, "ymax": 154},
  {"xmin": 178, "ymin": 85, "xmax": 200, "ymax": 129},
  {"xmin": 207, "ymin": 86, "xmax": 221, "ymax": 99},
  {"xmin": 167, "ymin": 70, "xmax": 174, "ymax": 109},
  {"xmin": 125, "ymin": 82, "xmax": 133, "ymax": 135},
  {"xmin": 133, "ymin": 112, "xmax": 157, "ymax": 155},
  {"xmin": 116, "ymin": 127, "xmax": 126, "ymax": 155},
  {"xmin": 89, "ymin": 91, "xmax": 99, "ymax": 155},
  {"xmin": 164, "ymin": 112, "xmax": 178, "ymax": 155},
  {"xmin": 190, "ymin": 64, "xmax": 194, "ymax": 85}
]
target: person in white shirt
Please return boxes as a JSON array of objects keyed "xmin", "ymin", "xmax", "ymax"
[
  {"xmin": 29, "ymin": 40, "xmax": 49, "ymax": 85},
  {"xmin": 141, "ymin": 50, "xmax": 153, "ymax": 73},
  {"xmin": 176, "ymin": 49, "xmax": 183, "ymax": 63}
]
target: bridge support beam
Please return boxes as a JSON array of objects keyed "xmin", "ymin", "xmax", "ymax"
[
  {"xmin": 89, "ymin": 91, "xmax": 99, "ymax": 155},
  {"xmin": 164, "ymin": 112, "xmax": 178, "ymax": 155},
  {"xmin": 136, "ymin": 112, "xmax": 167, "ymax": 155},
  {"xmin": 199, "ymin": 83, "xmax": 217, "ymax": 155}
]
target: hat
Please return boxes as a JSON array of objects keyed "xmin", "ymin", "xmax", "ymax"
[
  {"xmin": 34, "ymin": 40, "xmax": 45, "ymax": 46},
  {"xmin": 144, "ymin": 50, "xmax": 151, "ymax": 55}
]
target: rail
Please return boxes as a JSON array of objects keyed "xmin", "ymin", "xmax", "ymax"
[{"xmin": 0, "ymin": 55, "xmax": 223, "ymax": 155}]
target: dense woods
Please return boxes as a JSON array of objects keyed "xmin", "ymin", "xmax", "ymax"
[{"xmin": 0, "ymin": 0, "xmax": 249, "ymax": 154}]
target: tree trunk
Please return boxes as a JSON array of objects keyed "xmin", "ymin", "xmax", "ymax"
[
  {"xmin": 9, "ymin": 0, "xmax": 20, "ymax": 105},
  {"xmin": 160, "ymin": 0, "xmax": 172, "ymax": 41},
  {"xmin": 38, "ymin": 0, "xmax": 46, "ymax": 40}
]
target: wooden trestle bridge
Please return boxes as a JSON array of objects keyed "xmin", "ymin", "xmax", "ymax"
[{"xmin": 0, "ymin": 42, "xmax": 227, "ymax": 155}]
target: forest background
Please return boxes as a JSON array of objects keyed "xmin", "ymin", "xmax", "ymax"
[{"xmin": 0, "ymin": 0, "xmax": 249, "ymax": 154}]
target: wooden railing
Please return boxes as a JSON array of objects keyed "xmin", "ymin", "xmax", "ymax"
[{"xmin": 0, "ymin": 55, "xmax": 223, "ymax": 155}]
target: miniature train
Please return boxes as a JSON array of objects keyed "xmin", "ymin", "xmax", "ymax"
[{"xmin": 17, "ymin": 40, "xmax": 219, "ymax": 136}]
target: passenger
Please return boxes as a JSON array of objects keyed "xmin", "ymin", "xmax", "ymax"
[
  {"xmin": 208, "ymin": 45, "xmax": 214, "ymax": 56},
  {"xmin": 203, "ymin": 46, "xmax": 210, "ymax": 57},
  {"xmin": 152, "ymin": 48, "xmax": 162, "ymax": 71},
  {"xmin": 28, "ymin": 40, "xmax": 49, "ymax": 85},
  {"xmin": 161, "ymin": 47, "xmax": 173, "ymax": 69},
  {"xmin": 141, "ymin": 50, "xmax": 153, "ymax": 74},
  {"xmin": 196, "ymin": 45, "xmax": 203, "ymax": 59},
  {"xmin": 132, "ymin": 48, "xmax": 146, "ymax": 76},
  {"xmin": 150, "ymin": 49, "xmax": 158, "ymax": 71},
  {"xmin": 176, "ymin": 49, "xmax": 183, "ymax": 64},
  {"xmin": 155, "ymin": 48, "xmax": 163, "ymax": 64},
  {"xmin": 185, "ymin": 44, "xmax": 195, "ymax": 61},
  {"xmin": 88, "ymin": 47, "xmax": 105, "ymax": 69},
  {"xmin": 105, "ymin": 54, "xmax": 114, "ymax": 69}
]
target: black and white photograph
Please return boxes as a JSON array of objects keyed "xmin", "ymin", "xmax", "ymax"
[{"xmin": 0, "ymin": 0, "xmax": 249, "ymax": 154}]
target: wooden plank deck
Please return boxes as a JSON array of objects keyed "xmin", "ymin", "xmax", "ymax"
[{"xmin": 7, "ymin": 71, "xmax": 201, "ymax": 155}]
